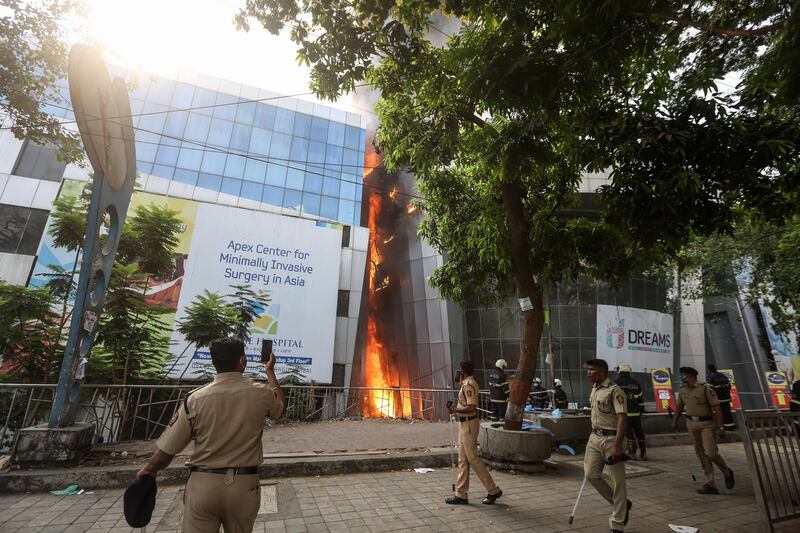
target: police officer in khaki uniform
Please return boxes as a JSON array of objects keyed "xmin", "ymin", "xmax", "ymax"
[
  {"xmin": 445, "ymin": 360, "xmax": 503, "ymax": 505},
  {"xmin": 137, "ymin": 337, "xmax": 284, "ymax": 532},
  {"xmin": 584, "ymin": 358, "xmax": 632, "ymax": 533},
  {"xmin": 671, "ymin": 366, "xmax": 734, "ymax": 495}
]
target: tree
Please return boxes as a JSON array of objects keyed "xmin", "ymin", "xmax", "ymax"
[
  {"xmin": 238, "ymin": 1, "xmax": 800, "ymax": 429},
  {"xmin": 226, "ymin": 284, "xmax": 271, "ymax": 342},
  {"xmin": 0, "ymin": 0, "xmax": 84, "ymax": 163},
  {"xmin": 116, "ymin": 203, "xmax": 183, "ymax": 279}
]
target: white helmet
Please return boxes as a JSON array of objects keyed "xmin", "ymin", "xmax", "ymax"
[
  {"xmin": 534, "ymin": 377, "xmax": 542, "ymax": 384},
  {"xmin": 618, "ymin": 363, "xmax": 633, "ymax": 373},
  {"xmin": 554, "ymin": 378, "xmax": 562, "ymax": 387},
  {"xmin": 495, "ymin": 359, "xmax": 507, "ymax": 369}
]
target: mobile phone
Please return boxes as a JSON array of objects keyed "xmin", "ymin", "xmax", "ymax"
[{"xmin": 260, "ymin": 339, "xmax": 273, "ymax": 362}]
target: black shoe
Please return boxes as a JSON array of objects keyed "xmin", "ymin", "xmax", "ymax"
[
  {"xmin": 697, "ymin": 484, "xmax": 720, "ymax": 495},
  {"xmin": 611, "ymin": 529, "xmax": 624, "ymax": 533},
  {"xmin": 624, "ymin": 499, "xmax": 632, "ymax": 525},
  {"xmin": 481, "ymin": 490, "xmax": 503, "ymax": 505},
  {"xmin": 445, "ymin": 496, "xmax": 468, "ymax": 505},
  {"xmin": 724, "ymin": 468, "xmax": 735, "ymax": 490}
]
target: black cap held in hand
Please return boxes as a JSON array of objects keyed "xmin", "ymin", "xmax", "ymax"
[{"xmin": 124, "ymin": 475, "xmax": 157, "ymax": 528}]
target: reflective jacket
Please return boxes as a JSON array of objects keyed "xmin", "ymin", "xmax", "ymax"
[
  {"xmin": 553, "ymin": 386, "xmax": 568, "ymax": 409},
  {"xmin": 529, "ymin": 383, "xmax": 548, "ymax": 409},
  {"xmin": 614, "ymin": 373, "xmax": 644, "ymax": 415},
  {"xmin": 706, "ymin": 370, "xmax": 732, "ymax": 403},
  {"xmin": 487, "ymin": 368, "xmax": 509, "ymax": 402}
]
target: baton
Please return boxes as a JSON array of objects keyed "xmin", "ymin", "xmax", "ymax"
[{"xmin": 569, "ymin": 476, "xmax": 588, "ymax": 524}]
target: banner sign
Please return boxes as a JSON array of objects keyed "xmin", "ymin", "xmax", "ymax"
[
  {"xmin": 719, "ymin": 369, "xmax": 741, "ymax": 410},
  {"xmin": 650, "ymin": 368, "xmax": 676, "ymax": 413},
  {"xmin": 765, "ymin": 371, "xmax": 790, "ymax": 409},
  {"xmin": 757, "ymin": 299, "xmax": 799, "ymax": 383},
  {"xmin": 597, "ymin": 305, "xmax": 674, "ymax": 372},
  {"xmin": 168, "ymin": 203, "xmax": 342, "ymax": 382}
]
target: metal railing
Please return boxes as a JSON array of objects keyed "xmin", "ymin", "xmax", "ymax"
[
  {"xmin": 1, "ymin": 383, "xmax": 502, "ymax": 449},
  {"xmin": 737, "ymin": 409, "xmax": 800, "ymax": 532}
]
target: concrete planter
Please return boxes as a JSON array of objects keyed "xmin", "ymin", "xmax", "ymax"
[{"xmin": 477, "ymin": 422, "xmax": 551, "ymax": 473}]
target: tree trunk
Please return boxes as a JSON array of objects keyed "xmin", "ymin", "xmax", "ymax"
[{"xmin": 500, "ymin": 180, "xmax": 545, "ymax": 431}]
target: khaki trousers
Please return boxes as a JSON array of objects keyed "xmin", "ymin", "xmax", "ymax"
[
  {"xmin": 455, "ymin": 417, "xmax": 499, "ymax": 499},
  {"xmin": 584, "ymin": 433, "xmax": 627, "ymax": 530},
  {"xmin": 687, "ymin": 419, "xmax": 730, "ymax": 486},
  {"xmin": 183, "ymin": 471, "xmax": 261, "ymax": 532}
]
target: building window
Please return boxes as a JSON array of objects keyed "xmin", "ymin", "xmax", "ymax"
[
  {"xmin": 12, "ymin": 141, "xmax": 66, "ymax": 182},
  {"xmin": 0, "ymin": 204, "xmax": 49, "ymax": 254},
  {"xmin": 336, "ymin": 290, "xmax": 350, "ymax": 317},
  {"xmin": 341, "ymin": 225, "xmax": 351, "ymax": 248}
]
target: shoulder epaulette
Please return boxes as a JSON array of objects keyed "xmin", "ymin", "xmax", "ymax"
[{"xmin": 183, "ymin": 383, "xmax": 210, "ymax": 415}]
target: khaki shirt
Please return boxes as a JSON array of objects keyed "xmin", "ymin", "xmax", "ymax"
[
  {"xmin": 458, "ymin": 376, "xmax": 479, "ymax": 409},
  {"xmin": 156, "ymin": 372, "xmax": 282, "ymax": 467},
  {"xmin": 590, "ymin": 378, "xmax": 627, "ymax": 430},
  {"xmin": 678, "ymin": 382, "xmax": 719, "ymax": 417}
]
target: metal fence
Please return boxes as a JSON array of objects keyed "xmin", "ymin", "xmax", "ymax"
[
  {"xmin": 737, "ymin": 409, "xmax": 800, "ymax": 532},
  {"xmin": 0, "ymin": 383, "xmax": 500, "ymax": 449}
]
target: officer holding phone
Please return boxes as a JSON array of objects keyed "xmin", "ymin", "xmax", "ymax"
[{"xmin": 136, "ymin": 337, "xmax": 284, "ymax": 532}]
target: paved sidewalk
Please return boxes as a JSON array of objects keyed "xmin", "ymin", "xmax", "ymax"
[{"xmin": 2, "ymin": 442, "xmax": 797, "ymax": 532}]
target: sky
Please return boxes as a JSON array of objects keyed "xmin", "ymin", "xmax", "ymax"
[{"xmin": 80, "ymin": 0, "xmax": 374, "ymax": 114}]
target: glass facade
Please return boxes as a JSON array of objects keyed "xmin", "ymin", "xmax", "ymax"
[
  {"xmin": 43, "ymin": 73, "xmax": 367, "ymax": 226},
  {"xmin": 465, "ymin": 276, "xmax": 669, "ymax": 406}
]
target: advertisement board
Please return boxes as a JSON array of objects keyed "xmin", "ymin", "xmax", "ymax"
[
  {"xmin": 597, "ymin": 304, "xmax": 674, "ymax": 372},
  {"xmin": 765, "ymin": 370, "xmax": 790, "ymax": 410},
  {"xmin": 650, "ymin": 367, "xmax": 676, "ymax": 413}
]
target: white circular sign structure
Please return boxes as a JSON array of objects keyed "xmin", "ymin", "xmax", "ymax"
[{"xmin": 68, "ymin": 44, "xmax": 132, "ymax": 191}]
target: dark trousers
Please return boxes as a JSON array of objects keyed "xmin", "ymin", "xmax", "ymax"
[
  {"xmin": 490, "ymin": 401, "xmax": 507, "ymax": 421},
  {"xmin": 626, "ymin": 415, "xmax": 646, "ymax": 455},
  {"xmin": 720, "ymin": 401, "xmax": 736, "ymax": 430}
]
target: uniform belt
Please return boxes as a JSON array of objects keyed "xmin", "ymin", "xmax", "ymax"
[
  {"xmin": 458, "ymin": 415, "xmax": 477, "ymax": 422},
  {"xmin": 189, "ymin": 466, "xmax": 259, "ymax": 475},
  {"xmin": 687, "ymin": 415, "xmax": 713, "ymax": 422},
  {"xmin": 719, "ymin": 399, "xmax": 731, "ymax": 403},
  {"xmin": 489, "ymin": 399, "xmax": 508, "ymax": 403},
  {"xmin": 593, "ymin": 428, "xmax": 616, "ymax": 437}
]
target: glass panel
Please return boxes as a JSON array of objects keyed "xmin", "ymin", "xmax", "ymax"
[
  {"xmin": 310, "ymin": 117, "xmax": 329, "ymax": 142},
  {"xmin": 283, "ymin": 189, "xmax": 302, "ymax": 209},
  {"xmin": 136, "ymin": 161, "xmax": 153, "ymax": 174},
  {"xmin": 213, "ymin": 93, "xmax": 238, "ymax": 121},
  {"xmin": 243, "ymin": 158, "xmax": 267, "ymax": 183},
  {"xmin": 303, "ymin": 172, "xmax": 322, "ymax": 193},
  {"xmin": 345, "ymin": 125, "xmax": 361, "ymax": 150},
  {"xmin": 249, "ymin": 127, "xmax": 271, "ymax": 156},
  {"xmin": 163, "ymin": 110, "xmax": 189, "ymax": 138},
  {"xmin": 201, "ymin": 152, "xmax": 227, "ymax": 175},
  {"xmin": 302, "ymin": 192, "xmax": 321, "ymax": 215},
  {"xmin": 154, "ymin": 145, "xmax": 179, "ymax": 166},
  {"xmin": 171, "ymin": 83, "xmax": 195, "ymax": 108},
  {"xmin": 135, "ymin": 141, "xmax": 157, "ymax": 163},
  {"xmin": 325, "ymin": 145, "xmax": 343, "ymax": 165},
  {"xmin": 274, "ymin": 108, "xmax": 295, "ymax": 134},
  {"xmin": 254, "ymin": 103, "xmax": 276, "ymax": 130},
  {"xmin": 223, "ymin": 154, "xmax": 246, "ymax": 178},
  {"xmin": 184, "ymin": 113, "xmax": 211, "ymax": 143},
  {"xmin": 320, "ymin": 196, "xmax": 338, "ymax": 219},
  {"xmin": 265, "ymin": 163, "xmax": 287, "ymax": 186},
  {"xmin": 355, "ymin": 185, "xmax": 362, "ymax": 202},
  {"xmin": 327, "ymin": 122, "xmax": 345, "ymax": 146},
  {"xmin": 337, "ymin": 199, "xmax": 355, "ymax": 225},
  {"xmin": 322, "ymin": 177, "xmax": 339, "ymax": 197},
  {"xmin": 11, "ymin": 141, "xmax": 66, "ymax": 181},
  {"xmin": 138, "ymin": 103, "xmax": 168, "ymax": 133},
  {"xmin": 290, "ymin": 137, "xmax": 308, "ymax": 161},
  {"xmin": 147, "ymin": 78, "xmax": 175, "ymax": 106},
  {"xmin": 220, "ymin": 177, "xmax": 242, "ymax": 196},
  {"xmin": 339, "ymin": 181, "xmax": 356, "ymax": 201},
  {"xmin": 293, "ymin": 113, "xmax": 312, "ymax": 138},
  {"xmin": 286, "ymin": 167, "xmax": 304, "ymax": 190},
  {"xmin": 191, "ymin": 87, "xmax": 217, "ymax": 114},
  {"xmin": 235, "ymin": 101, "xmax": 257, "ymax": 124},
  {"xmin": 262, "ymin": 185, "xmax": 284, "ymax": 206},
  {"xmin": 207, "ymin": 118, "xmax": 234, "ymax": 146},
  {"xmin": 240, "ymin": 181, "xmax": 263, "ymax": 202},
  {"xmin": 269, "ymin": 132, "xmax": 291, "ymax": 159},
  {"xmin": 307, "ymin": 141, "xmax": 326, "ymax": 164},
  {"xmin": 173, "ymin": 168, "xmax": 198, "ymax": 186},
  {"xmin": 151, "ymin": 164, "xmax": 175, "ymax": 179},
  {"xmin": 176, "ymin": 146, "xmax": 203, "ymax": 171},
  {"xmin": 342, "ymin": 148, "xmax": 358, "ymax": 168},
  {"xmin": 197, "ymin": 173, "xmax": 222, "ymax": 191},
  {"xmin": 230, "ymin": 123, "xmax": 252, "ymax": 152},
  {"xmin": 480, "ymin": 309, "xmax": 500, "ymax": 338}
]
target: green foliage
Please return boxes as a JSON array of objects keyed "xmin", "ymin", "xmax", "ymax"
[
  {"xmin": 91, "ymin": 263, "xmax": 171, "ymax": 383},
  {"xmin": 40, "ymin": 264, "xmax": 77, "ymax": 304},
  {"xmin": 0, "ymin": 281, "xmax": 61, "ymax": 381},
  {"xmin": 48, "ymin": 194, "xmax": 89, "ymax": 253},
  {"xmin": 117, "ymin": 203, "xmax": 183, "ymax": 279},
  {"xmin": 0, "ymin": 0, "xmax": 84, "ymax": 163},
  {"xmin": 226, "ymin": 284, "xmax": 271, "ymax": 342},
  {"xmin": 176, "ymin": 291, "xmax": 240, "ymax": 349}
]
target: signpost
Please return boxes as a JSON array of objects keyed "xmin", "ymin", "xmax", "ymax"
[
  {"xmin": 765, "ymin": 371, "xmax": 790, "ymax": 410},
  {"xmin": 650, "ymin": 368, "xmax": 676, "ymax": 413}
]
